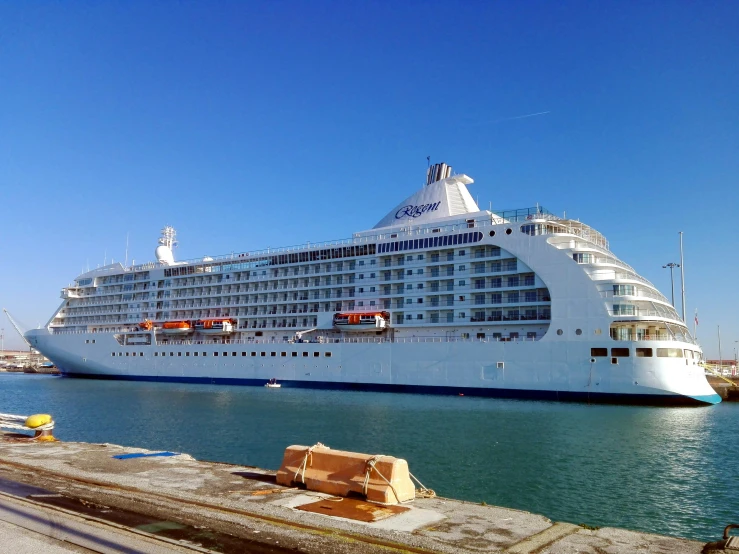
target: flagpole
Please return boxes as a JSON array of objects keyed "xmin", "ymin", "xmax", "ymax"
[{"xmin": 679, "ymin": 231, "xmax": 686, "ymax": 322}]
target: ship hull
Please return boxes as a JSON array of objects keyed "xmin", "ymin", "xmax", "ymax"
[{"xmin": 26, "ymin": 329, "xmax": 721, "ymax": 406}]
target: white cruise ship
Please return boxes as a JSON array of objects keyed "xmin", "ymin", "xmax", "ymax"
[{"xmin": 26, "ymin": 164, "xmax": 719, "ymax": 405}]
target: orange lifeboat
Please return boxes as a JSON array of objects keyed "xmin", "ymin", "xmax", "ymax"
[
  {"xmin": 138, "ymin": 320, "xmax": 154, "ymax": 331},
  {"xmin": 194, "ymin": 318, "xmax": 235, "ymax": 335},
  {"xmin": 160, "ymin": 321, "xmax": 194, "ymax": 335},
  {"xmin": 333, "ymin": 311, "xmax": 389, "ymax": 332}
]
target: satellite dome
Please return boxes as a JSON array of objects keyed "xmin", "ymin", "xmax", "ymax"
[
  {"xmin": 156, "ymin": 226, "xmax": 178, "ymax": 265},
  {"xmin": 155, "ymin": 245, "xmax": 175, "ymax": 265}
]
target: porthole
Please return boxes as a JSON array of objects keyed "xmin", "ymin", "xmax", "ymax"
[
  {"xmin": 489, "ymin": 230, "xmax": 496, "ymax": 237},
  {"xmin": 557, "ymin": 329, "xmax": 563, "ymax": 336},
  {"xmin": 505, "ymin": 228, "xmax": 512, "ymax": 235},
  {"xmin": 575, "ymin": 329, "xmax": 582, "ymax": 335}
]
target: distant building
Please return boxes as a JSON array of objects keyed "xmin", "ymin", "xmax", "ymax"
[{"xmin": 706, "ymin": 359, "xmax": 737, "ymax": 376}]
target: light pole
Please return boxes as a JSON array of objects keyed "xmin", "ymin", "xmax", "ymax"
[{"xmin": 662, "ymin": 263, "xmax": 680, "ymax": 306}]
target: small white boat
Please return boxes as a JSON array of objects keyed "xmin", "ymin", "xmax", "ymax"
[{"xmin": 265, "ymin": 379, "xmax": 281, "ymax": 388}]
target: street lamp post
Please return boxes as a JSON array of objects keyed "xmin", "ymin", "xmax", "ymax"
[{"xmin": 662, "ymin": 263, "xmax": 680, "ymax": 306}]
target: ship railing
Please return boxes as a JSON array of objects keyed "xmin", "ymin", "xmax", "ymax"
[
  {"xmin": 599, "ymin": 289, "xmax": 669, "ymax": 303},
  {"xmin": 118, "ymin": 207, "xmax": 610, "ymax": 274},
  {"xmin": 589, "ymin": 271, "xmax": 657, "ymax": 288},
  {"xmin": 610, "ymin": 334, "xmax": 699, "ymax": 346},
  {"xmin": 155, "ymin": 336, "xmax": 544, "ymax": 346},
  {"xmin": 608, "ymin": 308, "xmax": 682, "ymax": 319}
]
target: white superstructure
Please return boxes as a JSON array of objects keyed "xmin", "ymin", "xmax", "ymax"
[{"xmin": 26, "ymin": 164, "xmax": 720, "ymax": 405}]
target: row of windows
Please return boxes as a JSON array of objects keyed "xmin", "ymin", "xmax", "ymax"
[
  {"xmin": 378, "ymin": 232, "xmax": 483, "ymax": 254},
  {"xmin": 113, "ymin": 351, "xmax": 333, "ymax": 358},
  {"xmin": 591, "ymin": 347, "xmax": 696, "ymax": 358},
  {"xmin": 164, "ymin": 246, "xmax": 377, "ymax": 277}
]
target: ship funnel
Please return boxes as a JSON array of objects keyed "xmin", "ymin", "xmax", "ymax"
[{"xmin": 426, "ymin": 162, "xmax": 452, "ymax": 186}]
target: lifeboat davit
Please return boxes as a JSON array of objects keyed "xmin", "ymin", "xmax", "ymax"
[
  {"xmin": 160, "ymin": 321, "xmax": 194, "ymax": 335},
  {"xmin": 333, "ymin": 311, "xmax": 389, "ymax": 332},
  {"xmin": 195, "ymin": 318, "xmax": 235, "ymax": 335}
]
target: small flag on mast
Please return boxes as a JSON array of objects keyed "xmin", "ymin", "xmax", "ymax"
[{"xmin": 694, "ymin": 309, "xmax": 699, "ymax": 326}]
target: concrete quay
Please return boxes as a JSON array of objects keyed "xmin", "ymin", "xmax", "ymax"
[
  {"xmin": 707, "ymin": 376, "xmax": 739, "ymax": 401},
  {"xmin": 0, "ymin": 435, "xmax": 706, "ymax": 553}
]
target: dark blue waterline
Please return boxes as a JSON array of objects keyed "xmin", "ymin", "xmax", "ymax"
[{"xmin": 62, "ymin": 372, "xmax": 715, "ymax": 407}]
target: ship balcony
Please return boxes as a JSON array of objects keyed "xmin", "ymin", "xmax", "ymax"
[
  {"xmin": 61, "ymin": 288, "xmax": 81, "ymax": 299},
  {"xmin": 599, "ymin": 289, "xmax": 668, "ymax": 303}
]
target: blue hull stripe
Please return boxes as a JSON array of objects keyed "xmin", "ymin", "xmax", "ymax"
[{"xmin": 61, "ymin": 372, "xmax": 718, "ymax": 407}]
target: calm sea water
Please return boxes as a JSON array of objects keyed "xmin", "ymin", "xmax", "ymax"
[{"xmin": 0, "ymin": 373, "xmax": 735, "ymax": 542}]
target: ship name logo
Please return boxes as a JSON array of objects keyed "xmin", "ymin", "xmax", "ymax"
[{"xmin": 395, "ymin": 202, "xmax": 441, "ymax": 219}]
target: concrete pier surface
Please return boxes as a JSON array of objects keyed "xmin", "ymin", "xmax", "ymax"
[{"xmin": 0, "ymin": 436, "xmax": 705, "ymax": 553}]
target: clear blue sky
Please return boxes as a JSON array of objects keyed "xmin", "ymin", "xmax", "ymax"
[{"xmin": 1, "ymin": 2, "xmax": 737, "ymax": 357}]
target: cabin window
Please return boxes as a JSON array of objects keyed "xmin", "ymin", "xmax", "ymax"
[
  {"xmin": 292, "ymin": 352, "xmax": 298, "ymax": 357},
  {"xmin": 591, "ymin": 348, "xmax": 608, "ymax": 357},
  {"xmin": 251, "ymin": 352, "xmax": 256, "ymax": 356},
  {"xmin": 202, "ymin": 352, "xmax": 207, "ymax": 356},
  {"xmin": 214, "ymin": 352, "xmax": 219, "ymax": 356},
  {"xmin": 657, "ymin": 348, "xmax": 683, "ymax": 358},
  {"xmin": 314, "ymin": 352, "xmax": 320, "ymax": 357},
  {"xmin": 242, "ymin": 352, "xmax": 247, "ymax": 356},
  {"xmin": 178, "ymin": 352, "xmax": 182, "ymax": 356},
  {"xmin": 477, "ymin": 333, "xmax": 485, "ymax": 339},
  {"xmin": 281, "ymin": 352, "xmax": 286, "ymax": 357},
  {"xmin": 611, "ymin": 348, "xmax": 630, "ymax": 357},
  {"xmin": 270, "ymin": 352, "xmax": 276, "ymax": 357},
  {"xmin": 194, "ymin": 352, "xmax": 198, "ymax": 356},
  {"xmin": 260, "ymin": 352, "xmax": 266, "ymax": 357},
  {"xmin": 636, "ymin": 348, "xmax": 653, "ymax": 357},
  {"xmin": 186, "ymin": 352, "xmax": 190, "ymax": 356},
  {"xmin": 325, "ymin": 352, "xmax": 332, "ymax": 357},
  {"xmin": 303, "ymin": 352, "xmax": 309, "ymax": 357},
  {"xmin": 112, "ymin": 352, "xmax": 116, "ymax": 357}
]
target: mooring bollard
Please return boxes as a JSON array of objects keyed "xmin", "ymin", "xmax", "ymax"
[
  {"xmin": 702, "ymin": 524, "xmax": 739, "ymax": 553},
  {"xmin": 0, "ymin": 413, "xmax": 57, "ymax": 441}
]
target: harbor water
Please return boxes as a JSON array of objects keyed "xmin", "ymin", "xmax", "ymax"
[{"xmin": 1, "ymin": 373, "xmax": 735, "ymax": 542}]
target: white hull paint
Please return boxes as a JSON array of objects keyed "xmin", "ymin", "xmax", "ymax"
[{"xmin": 26, "ymin": 329, "xmax": 719, "ymax": 405}]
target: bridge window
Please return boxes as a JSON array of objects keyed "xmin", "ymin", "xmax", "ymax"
[{"xmin": 657, "ymin": 348, "xmax": 683, "ymax": 358}]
